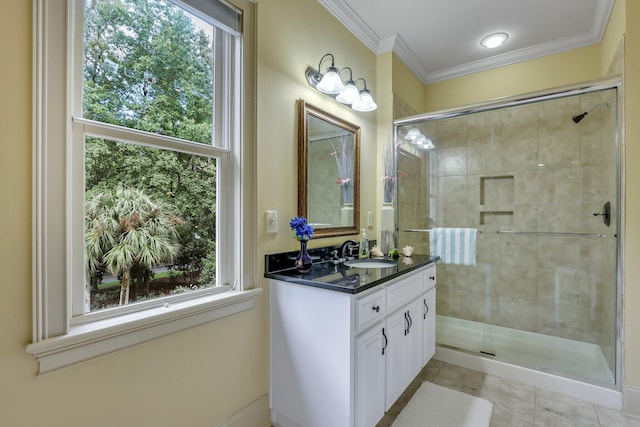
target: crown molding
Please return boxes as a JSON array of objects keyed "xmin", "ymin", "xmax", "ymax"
[
  {"xmin": 421, "ymin": 31, "xmax": 605, "ymax": 84},
  {"xmin": 319, "ymin": 0, "xmax": 615, "ymax": 85},
  {"xmin": 317, "ymin": 0, "xmax": 380, "ymax": 53}
]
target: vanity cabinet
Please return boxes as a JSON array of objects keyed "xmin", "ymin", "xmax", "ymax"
[{"xmin": 270, "ymin": 263, "xmax": 436, "ymax": 427}]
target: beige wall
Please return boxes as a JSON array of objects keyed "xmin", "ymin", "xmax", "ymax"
[
  {"xmin": 257, "ymin": 0, "xmax": 379, "ymax": 260},
  {"xmin": 2, "ymin": 7, "xmax": 266, "ymax": 426},
  {"xmin": 392, "ymin": 53, "xmax": 426, "ymax": 114},
  {"xmin": 2, "ymin": 0, "xmax": 639, "ymax": 424},
  {"xmin": 0, "ymin": 0, "xmax": 379, "ymax": 426},
  {"xmin": 423, "ymin": 44, "xmax": 602, "ymax": 112}
]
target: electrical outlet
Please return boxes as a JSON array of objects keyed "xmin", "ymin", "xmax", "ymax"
[{"xmin": 266, "ymin": 210, "xmax": 278, "ymax": 234}]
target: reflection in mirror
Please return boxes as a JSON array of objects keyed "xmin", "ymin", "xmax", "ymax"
[{"xmin": 298, "ymin": 99, "xmax": 360, "ymax": 238}]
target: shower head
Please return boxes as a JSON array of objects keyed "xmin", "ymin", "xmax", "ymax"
[
  {"xmin": 572, "ymin": 112, "xmax": 588, "ymax": 124},
  {"xmin": 572, "ymin": 100, "xmax": 611, "ymax": 124}
]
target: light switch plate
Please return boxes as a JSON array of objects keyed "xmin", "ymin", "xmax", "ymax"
[
  {"xmin": 266, "ymin": 210, "xmax": 278, "ymax": 234},
  {"xmin": 367, "ymin": 211, "xmax": 373, "ymax": 227}
]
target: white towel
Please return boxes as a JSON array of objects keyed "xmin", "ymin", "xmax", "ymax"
[{"xmin": 429, "ymin": 227, "xmax": 477, "ymax": 265}]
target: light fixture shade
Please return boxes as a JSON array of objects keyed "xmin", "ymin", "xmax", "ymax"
[
  {"xmin": 352, "ymin": 89, "xmax": 377, "ymax": 112},
  {"xmin": 414, "ymin": 135, "xmax": 427, "ymax": 146},
  {"xmin": 422, "ymin": 138, "xmax": 435, "ymax": 150},
  {"xmin": 405, "ymin": 128, "xmax": 421, "ymax": 141},
  {"xmin": 415, "ymin": 135, "xmax": 435, "ymax": 150},
  {"xmin": 315, "ymin": 66, "xmax": 345, "ymax": 94},
  {"xmin": 336, "ymin": 81, "xmax": 359, "ymax": 104}
]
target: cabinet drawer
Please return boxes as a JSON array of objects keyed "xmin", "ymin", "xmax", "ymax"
[
  {"xmin": 386, "ymin": 271, "xmax": 422, "ymax": 314},
  {"xmin": 422, "ymin": 264, "xmax": 436, "ymax": 292},
  {"xmin": 356, "ymin": 289, "xmax": 386, "ymax": 332}
]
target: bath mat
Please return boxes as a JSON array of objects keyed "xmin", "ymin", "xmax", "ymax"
[{"xmin": 391, "ymin": 382, "xmax": 493, "ymax": 427}]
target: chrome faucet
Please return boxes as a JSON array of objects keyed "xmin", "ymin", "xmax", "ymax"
[{"xmin": 339, "ymin": 239, "xmax": 358, "ymax": 260}]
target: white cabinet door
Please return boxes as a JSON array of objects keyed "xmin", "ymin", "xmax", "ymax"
[
  {"xmin": 355, "ymin": 325, "xmax": 386, "ymax": 427},
  {"xmin": 422, "ymin": 286, "xmax": 436, "ymax": 366},
  {"xmin": 385, "ymin": 307, "xmax": 407, "ymax": 410},
  {"xmin": 384, "ymin": 298, "xmax": 423, "ymax": 410},
  {"xmin": 406, "ymin": 298, "xmax": 424, "ymax": 381}
]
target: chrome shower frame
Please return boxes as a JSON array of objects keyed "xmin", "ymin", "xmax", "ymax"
[{"xmin": 392, "ymin": 75, "xmax": 625, "ymax": 391}]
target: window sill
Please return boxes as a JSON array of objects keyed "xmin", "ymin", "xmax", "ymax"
[{"xmin": 26, "ymin": 288, "xmax": 262, "ymax": 374}]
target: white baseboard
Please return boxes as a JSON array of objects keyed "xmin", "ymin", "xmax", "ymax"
[
  {"xmin": 625, "ymin": 385, "xmax": 640, "ymax": 419},
  {"xmin": 216, "ymin": 394, "xmax": 271, "ymax": 427}
]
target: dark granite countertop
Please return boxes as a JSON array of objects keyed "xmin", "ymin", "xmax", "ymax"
[{"xmin": 265, "ymin": 253, "xmax": 439, "ymax": 294}]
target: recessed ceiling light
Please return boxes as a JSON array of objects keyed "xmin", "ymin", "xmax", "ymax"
[{"xmin": 480, "ymin": 32, "xmax": 508, "ymax": 49}]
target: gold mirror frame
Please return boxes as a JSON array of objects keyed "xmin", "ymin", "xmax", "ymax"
[{"xmin": 298, "ymin": 99, "xmax": 360, "ymax": 238}]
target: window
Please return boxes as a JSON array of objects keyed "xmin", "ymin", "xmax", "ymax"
[{"xmin": 28, "ymin": 0, "xmax": 258, "ymax": 374}]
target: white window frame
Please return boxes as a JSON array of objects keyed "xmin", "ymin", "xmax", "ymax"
[{"xmin": 27, "ymin": 0, "xmax": 259, "ymax": 374}]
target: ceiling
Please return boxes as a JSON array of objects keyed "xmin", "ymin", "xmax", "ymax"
[{"xmin": 318, "ymin": 0, "xmax": 615, "ymax": 84}]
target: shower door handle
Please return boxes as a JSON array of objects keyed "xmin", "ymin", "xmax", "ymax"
[{"xmin": 593, "ymin": 201, "xmax": 611, "ymax": 227}]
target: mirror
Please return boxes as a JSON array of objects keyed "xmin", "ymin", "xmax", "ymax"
[{"xmin": 298, "ymin": 99, "xmax": 360, "ymax": 238}]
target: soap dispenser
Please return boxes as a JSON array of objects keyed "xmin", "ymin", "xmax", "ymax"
[{"xmin": 358, "ymin": 228, "xmax": 370, "ymax": 259}]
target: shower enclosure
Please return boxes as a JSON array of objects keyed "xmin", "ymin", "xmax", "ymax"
[{"xmin": 394, "ymin": 82, "xmax": 620, "ymax": 387}]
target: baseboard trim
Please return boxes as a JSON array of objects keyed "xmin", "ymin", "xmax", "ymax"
[
  {"xmin": 625, "ymin": 385, "xmax": 640, "ymax": 419},
  {"xmin": 216, "ymin": 394, "xmax": 270, "ymax": 427}
]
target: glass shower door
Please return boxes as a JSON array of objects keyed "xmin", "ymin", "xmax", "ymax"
[{"xmin": 395, "ymin": 85, "xmax": 619, "ymax": 387}]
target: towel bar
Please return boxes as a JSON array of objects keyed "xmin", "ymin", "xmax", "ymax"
[
  {"xmin": 496, "ymin": 230, "xmax": 605, "ymax": 238},
  {"xmin": 403, "ymin": 228, "xmax": 483, "ymax": 234}
]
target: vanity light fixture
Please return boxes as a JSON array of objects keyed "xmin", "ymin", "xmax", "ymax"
[
  {"xmin": 404, "ymin": 127, "xmax": 422, "ymax": 141},
  {"xmin": 415, "ymin": 136, "xmax": 435, "ymax": 150},
  {"xmin": 480, "ymin": 32, "xmax": 508, "ymax": 49},
  {"xmin": 305, "ymin": 53, "xmax": 377, "ymax": 112},
  {"xmin": 402, "ymin": 127, "xmax": 435, "ymax": 150}
]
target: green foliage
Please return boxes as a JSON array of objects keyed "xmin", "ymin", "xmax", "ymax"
[
  {"xmin": 83, "ymin": 0, "xmax": 219, "ymax": 305},
  {"xmin": 199, "ymin": 248, "xmax": 217, "ymax": 286},
  {"xmin": 86, "ymin": 186, "xmax": 183, "ymax": 304}
]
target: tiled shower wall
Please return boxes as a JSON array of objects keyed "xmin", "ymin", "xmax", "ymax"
[
  {"xmin": 308, "ymin": 138, "xmax": 343, "ymax": 227},
  {"xmin": 397, "ymin": 89, "xmax": 618, "ymax": 374}
]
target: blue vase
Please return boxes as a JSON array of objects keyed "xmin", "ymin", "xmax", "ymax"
[{"xmin": 295, "ymin": 240, "xmax": 313, "ymax": 273}]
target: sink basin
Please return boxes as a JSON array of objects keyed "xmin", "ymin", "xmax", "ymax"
[{"xmin": 344, "ymin": 259, "xmax": 396, "ymax": 269}]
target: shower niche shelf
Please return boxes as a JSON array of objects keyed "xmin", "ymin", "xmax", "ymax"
[
  {"xmin": 480, "ymin": 210, "xmax": 514, "ymax": 226},
  {"xmin": 479, "ymin": 175, "xmax": 514, "ymax": 225}
]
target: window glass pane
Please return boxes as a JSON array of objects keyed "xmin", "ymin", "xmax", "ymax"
[
  {"xmin": 85, "ymin": 137, "xmax": 217, "ymax": 312},
  {"xmin": 83, "ymin": 0, "xmax": 215, "ymax": 145}
]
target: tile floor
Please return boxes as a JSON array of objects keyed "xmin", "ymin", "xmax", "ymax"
[{"xmin": 376, "ymin": 359, "xmax": 640, "ymax": 427}]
